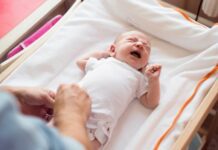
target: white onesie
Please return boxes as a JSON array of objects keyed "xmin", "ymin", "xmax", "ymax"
[{"xmin": 78, "ymin": 57, "xmax": 148, "ymax": 146}]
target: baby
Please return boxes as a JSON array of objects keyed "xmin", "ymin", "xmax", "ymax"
[{"xmin": 76, "ymin": 30, "xmax": 161, "ymax": 149}]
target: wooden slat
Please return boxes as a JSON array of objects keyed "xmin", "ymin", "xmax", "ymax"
[{"xmin": 171, "ymin": 79, "xmax": 218, "ymax": 150}]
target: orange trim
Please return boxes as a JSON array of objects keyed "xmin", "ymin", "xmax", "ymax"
[
  {"xmin": 153, "ymin": 64, "xmax": 218, "ymax": 150},
  {"xmin": 157, "ymin": 0, "xmax": 208, "ymax": 28},
  {"xmin": 173, "ymin": 8, "xmax": 207, "ymax": 28},
  {"xmin": 174, "ymin": 8, "xmax": 193, "ymax": 22}
]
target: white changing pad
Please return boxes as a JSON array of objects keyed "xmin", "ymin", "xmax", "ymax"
[{"xmin": 2, "ymin": 0, "xmax": 218, "ymax": 150}]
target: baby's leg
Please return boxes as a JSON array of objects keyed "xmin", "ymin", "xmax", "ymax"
[{"xmin": 92, "ymin": 139, "xmax": 101, "ymax": 150}]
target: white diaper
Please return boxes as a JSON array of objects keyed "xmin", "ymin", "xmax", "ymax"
[{"xmin": 87, "ymin": 114, "xmax": 113, "ymax": 146}]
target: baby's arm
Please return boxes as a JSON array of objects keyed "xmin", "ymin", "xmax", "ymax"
[
  {"xmin": 140, "ymin": 64, "xmax": 161, "ymax": 109},
  {"xmin": 76, "ymin": 51, "xmax": 111, "ymax": 71}
]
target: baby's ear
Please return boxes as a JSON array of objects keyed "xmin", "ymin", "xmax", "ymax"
[{"xmin": 108, "ymin": 44, "xmax": 116, "ymax": 57}]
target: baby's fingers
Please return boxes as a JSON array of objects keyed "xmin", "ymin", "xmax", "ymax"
[
  {"xmin": 150, "ymin": 65, "xmax": 162, "ymax": 72},
  {"xmin": 148, "ymin": 67, "xmax": 157, "ymax": 73},
  {"xmin": 154, "ymin": 65, "xmax": 162, "ymax": 72}
]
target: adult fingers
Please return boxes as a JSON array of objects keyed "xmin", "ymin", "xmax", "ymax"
[
  {"xmin": 47, "ymin": 90, "xmax": 55, "ymax": 99},
  {"xmin": 43, "ymin": 93, "xmax": 55, "ymax": 108}
]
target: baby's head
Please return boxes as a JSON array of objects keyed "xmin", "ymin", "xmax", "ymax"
[{"xmin": 109, "ymin": 30, "xmax": 151, "ymax": 71}]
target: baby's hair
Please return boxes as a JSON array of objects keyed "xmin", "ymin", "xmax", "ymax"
[{"xmin": 114, "ymin": 30, "xmax": 151, "ymax": 46}]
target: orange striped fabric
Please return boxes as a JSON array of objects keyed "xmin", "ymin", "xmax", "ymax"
[
  {"xmin": 153, "ymin": 64, "xmax": 218, "ymax": 150},
  {"xmin": 157, "ymin": 0, "xmax": 208, "ymax": 28},
  {"xmin": 173, "ymin": 8, "xmax": 208, "ymax": 28}
]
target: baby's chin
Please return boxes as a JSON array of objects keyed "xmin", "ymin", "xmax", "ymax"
[
  {"xmin": 134, "ymin": 64, "xmax": 147, "ymax": 72},
  {"xmin": 113, "ymin": 56, "xmax": 145, "ymax": 70},
  {"xmin": 128, "ymin": 63, "xmax": 144, "ymax": 71}
]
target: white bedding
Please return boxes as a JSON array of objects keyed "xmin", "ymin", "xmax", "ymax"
[{"xmin": 2, "ymin": 0, "xmax": 218, "ymax": 150}]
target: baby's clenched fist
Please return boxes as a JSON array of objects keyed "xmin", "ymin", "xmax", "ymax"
[{"xmin": 145, "ymin": 64, "xmax": 162, "ymax": 80}]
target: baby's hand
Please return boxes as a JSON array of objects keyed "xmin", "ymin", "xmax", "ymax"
[{"xmin": 145, "ymin": 64, "xmax": 162, "ymax": 80}]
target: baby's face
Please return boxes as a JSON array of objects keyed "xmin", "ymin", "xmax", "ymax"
[{"xmin": 110, "ymin": 31, "xmax": 151, "ymax": 70}]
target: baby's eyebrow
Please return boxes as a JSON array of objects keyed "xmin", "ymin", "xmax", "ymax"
[
  {"xmin": 127, "ymin": 37, "xmax": 137, "ymax": 40},
  {"xmin": 141, "ymin": 40, "xmax": 150, "ymax": 47},
  {"xmin": 127, "ymin": 36, "xmax": 150, "ymax": 46},
  {"xmin": 142, "ymin": 41, "xmax": 147, "ymax": 45}
]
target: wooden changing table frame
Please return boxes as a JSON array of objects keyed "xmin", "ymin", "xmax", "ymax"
[{"xmin": 0, "ymin": 0, "xmax": 217, "ymax": 149}]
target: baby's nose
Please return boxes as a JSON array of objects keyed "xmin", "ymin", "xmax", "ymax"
[{"xmin": 135, "ymin": 42, "xmax": 143, "ymax": 49}]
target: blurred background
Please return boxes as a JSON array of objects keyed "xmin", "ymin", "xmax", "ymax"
[{"xmin": 162, "ymin": 0, "xmax": 218, "ymax": 26}]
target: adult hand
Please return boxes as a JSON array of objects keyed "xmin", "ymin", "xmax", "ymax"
[
  {"xmin": 54, "ymin": 84, "xmax": 92, "ymax": 150},
  {"xmin": 54, "ymin": 84, "xmax": 91, "ymax": 124},
  {"xmin": 2, "ymin": 86, "xmax": 55, "ymax": 121}
]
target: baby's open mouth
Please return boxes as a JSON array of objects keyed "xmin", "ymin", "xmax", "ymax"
[{"xmin": 130, "ymin": 51, "xmax": 141, "ymax": 59}]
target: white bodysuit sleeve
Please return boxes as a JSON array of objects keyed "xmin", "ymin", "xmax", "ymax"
[
  {"xmin": 136, "ymin": 75, "xmax": 148, "ymax": 98},
  {"xmin": 85, "ymin": 57, "xmax": 99, "ymax": 73}
]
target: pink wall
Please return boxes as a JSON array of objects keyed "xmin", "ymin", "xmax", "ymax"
[{"xmin": 0, "ymin": 0, "xmax": 45, "ymax": 38}]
